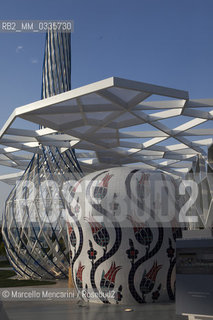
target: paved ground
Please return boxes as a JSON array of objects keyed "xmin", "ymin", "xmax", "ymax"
[
  {"xmin": 0, "ymin": 279, "xmax": 188, "ymax": 320},
  {"xmin": 1, "ymin": 299, "xmax": 188, "ymax": 320}
]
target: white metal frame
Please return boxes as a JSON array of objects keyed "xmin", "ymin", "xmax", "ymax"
[{"xmin": 0, "ymin": 77, "xmax": 213, "ymax": 183}]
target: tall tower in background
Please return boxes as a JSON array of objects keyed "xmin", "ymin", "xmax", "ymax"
[
  {"xmin": 42, "ymin": 31, "xmax": 71, "ymax": 97},
  {"xmin": 2, "ymin": 31, "xmax": 83, "ymax": 280}
]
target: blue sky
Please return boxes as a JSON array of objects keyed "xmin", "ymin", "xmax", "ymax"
[
  {"xmin": 0, "ymin": 0, "xmax": 213, "ymax": 211},
  {"xmin": 1, "ymin": 0, "xmax": 213, "ymax": 125}
]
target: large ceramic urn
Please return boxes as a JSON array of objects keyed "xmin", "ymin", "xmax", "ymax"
[{"xmin": 67, "ymin": 167, "xmax": 182, "ymax": 304}]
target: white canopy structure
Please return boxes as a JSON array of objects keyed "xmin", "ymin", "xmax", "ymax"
[{"xmin": 0, "ymin": 77, "xmax": 213, "ymax": 184}]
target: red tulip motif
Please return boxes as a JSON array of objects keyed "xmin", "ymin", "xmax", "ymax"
[
  {"xmin": 127, "ymin": 215, "xmax": 153, "ymax": 249},
  {"xmin": 93, "ymin": 173, "xmax": 113, "ymax": 200},
  {"xmin": 67, "ymin": 222, "xmax": 76, "ymax": 248},
  {"xmin": 76, "ymin": 261, "xmax": 85, "ymax": 289},
  {"xmin": 138, "ymin": 173, "xmax": 150, "ymax": 185},
  {"xmin": 100, "ymin": 262, "xmax": 121, "ymax": 290},
  {"xmin": 140, "ymin": 261, "xmax": 162, "ymax": 302},
  {"xmin": 84, "ymin": 214, "xmax": 110, "ymax": 249}
]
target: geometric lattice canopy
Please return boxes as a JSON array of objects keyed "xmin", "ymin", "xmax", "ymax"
[{"xmin": 0, "ymin": 77, "xmax": 213, "ymax": 183}]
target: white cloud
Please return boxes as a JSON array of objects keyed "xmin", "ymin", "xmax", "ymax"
[
  {"xmin": 16, "ymin": 45, "xmax": 23, "ymax": 53},
  {"xmin": 31, "ymin": 58, "xmax": 38, "ymax": 64}
]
